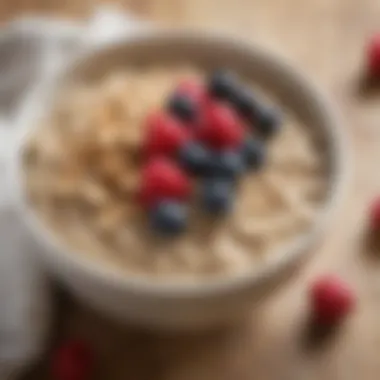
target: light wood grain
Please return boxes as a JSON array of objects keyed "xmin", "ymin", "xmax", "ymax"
[{"xmin": 7, "ymin": 1, "xmax": 380, "ymax": 379}]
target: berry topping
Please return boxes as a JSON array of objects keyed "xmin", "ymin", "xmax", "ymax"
[
  {"xmin": 150, "ymin": 200, "xmax": 188, "ymax": 236},
  {"xmin": 143, "ymin": 111, "xmax": 191, "ymax": 158},
  {"xmin": 367, "ymin": 34, "xmax": 380, "ymax": 77},
  {"xmin": 138, "ymin": 71, "xmax": 282, "ymax": 234},
  {"xmin": 201, "ymin": 179, "xmax": 234, "ymax": 214},
  {"xmin": 309, "ymin": 275, "xmax": 356, "ymax": 325},
  {"xmin": 175, "ymin": 79, "xmax": 207, "ymax": 105},
  {"xmin": 51, "ymin": 339, "xmax": 93, "ymax": 380},
  {"xmin": 208, "ymin": 70, "xmax": 238, "ymax": 100},
  {"xmin": 241, "ymin": 138, "xmax": 266, "ymax": 170},
  {"xmin": 198, "ymin": 103, "xmax": 245, "ymax": 149},
  {"xmin": 179, "ymin": 141, "xmax": 213, "ymax": 175},
  {"xmin": 252, "ymin": 107, "xmax": 282, "ymax": 139},
  {"xmin": 138, "ymin": 158, "xmax": 192, "ymax": 208},
  {"xmin": 211, "ymin": 150, "xmax": 245, "ymax": 179},
  {"xmin": 167, "ymin": 93, "xmax": 197, "ymax": 123}
]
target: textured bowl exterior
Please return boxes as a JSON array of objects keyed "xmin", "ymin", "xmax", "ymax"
[{"xmin": 11, "ymin": 31, "xmax": 348, "ymax": 330}]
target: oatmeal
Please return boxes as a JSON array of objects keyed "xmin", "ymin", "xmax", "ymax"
[{"xmin": 22, "ymin": 66, "xmax": 327, "ymax": 278}]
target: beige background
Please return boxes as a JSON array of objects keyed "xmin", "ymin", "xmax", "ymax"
[{"xmin": 4, "ymin": 0, "xmax": 380, "ymax": 379}]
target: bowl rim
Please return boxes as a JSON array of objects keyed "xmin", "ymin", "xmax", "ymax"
[{"xmin": 11, "ymin": 29, "xmax": 349, "ymax": 299}]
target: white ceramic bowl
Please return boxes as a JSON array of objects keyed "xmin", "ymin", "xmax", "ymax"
[{"xmin": 11, "ymin": 31, "xmax": 347, "ymax": 330}]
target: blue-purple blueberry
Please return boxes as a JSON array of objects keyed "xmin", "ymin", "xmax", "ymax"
[
  {"xmin": 228, "ymin": 85, "xmax": 282, "ymax": 139},
  {"xmin": 150, "ymin": 200, "xmax": 188, "ymax": 236},
  {"xmin": 179, "ymin": 142, "xmax": 213, "ymax": 175},
  {"xmin": 167, "ymin": 93, "xmax": 197, "ymax": 122},
  {"xmin": 208, "ymin": 70, "xmax": 238, "ymax": 100},
  {"xmin": 230, "ymin": 87, "xmax": 261, "ymax": 118},
  {"xmin": 201, "ymin": 179, "xmax": 234, "ymax": 215},
  {"xmin": 254, "ymin": 107, "xmax": 282, "ymax": 139},
  {"xmin": 211, "ymin": 150, "xmax": 245, "ymax": 180},
  {"xmin": 241, "ymin": 138, "xmax": 266, "ymax": 170}
]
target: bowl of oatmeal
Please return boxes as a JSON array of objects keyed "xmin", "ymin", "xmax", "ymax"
[{"xmin": 12, "ymin": 31, "xmax": 346, "ymax": 330}]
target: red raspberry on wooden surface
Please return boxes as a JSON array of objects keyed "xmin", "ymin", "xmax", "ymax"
[
  {"xmin": 143, "ymin": 111, "xmax": 191, "ymax": 158},
  {"xmin": 51, "ymin": 339, "xmax": 93, "ymax": 380},
  {"xmin": 369, "ymin": 197, "xmax": 380, "ymax": 231},
  {"xmin": 367, "ymin": 34, "xmax": 380, "ymax": 77},
  {"xmin": 197, "ymin": 102, "xmax": 245, "ymax": 149},
  {"xmin": 138, "ymin": 157, "xmax": 192, "ymax": 208},
  {"xmin": 309, "ymin": 275, "xmax": 356, "ymax": 325}
]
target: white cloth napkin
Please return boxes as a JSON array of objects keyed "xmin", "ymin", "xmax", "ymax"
[{"xmin": 0, "ymin": 7, "xmax": 145, "ymax": 379}]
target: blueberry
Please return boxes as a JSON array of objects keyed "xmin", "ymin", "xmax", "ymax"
[
  {"xmin": 150, "ymin": 200, "xmax": 188, "ymax": 236},
  {"xmin": 241, "ymin": 138, "xmax": 266, "ymax": 171},
  {"xmin": 167, "ymin": 94, "xmax": 197, "ymax": 122},
  {"xmin": 211, "ymin": 150, "xmax": 245, "ymax": 180},
  {"xmin": 208, "ymin": 70, "xmax": 238, "ymax": 100},
  {"xmin": 253, "ymin": 107, "xmax": 282, "ymax": 139},
  {"xmin": 230, "ymin": 87, "xmax": 261, "ymax": 118},
  {"xmin": 201, "ymin": 179, "xmax": 234, "ymax": 215},
  {"xmin": 179, "ymin": 142, "xmax": 213, "ymax": 175},
  {"xmin": 229, "ymin": 87, "xmax": 282, "ymax": 139}
]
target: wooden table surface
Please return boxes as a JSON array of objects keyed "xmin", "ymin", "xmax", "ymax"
[{"xmin": 7, "ymin": 0, "xmax": 380, "ymax": 379}]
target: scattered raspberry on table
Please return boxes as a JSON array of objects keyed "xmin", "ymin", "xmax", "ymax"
[
  {"xmin": 51, "ymin": 339, "xmax": 94, "ymax": 380},
  {"xmin": 367, "ymin": 34, "xmax": 380, "ymax": 77},
  {"xmin": 369, "ymin": 196, "xmax": 380, "ymax": 231},
  {"xmin": 309, "ymin": 275, "xmax": 356, "ymax": 325}
]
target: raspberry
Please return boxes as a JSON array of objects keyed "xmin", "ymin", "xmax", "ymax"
[
  {"xmin": 143, "ymin": 111, "xmax": 191, "ymax": 158},
  {"xmin": 369, "ymin": 197, "xmax": 380, "ymax": 231},
  {"xmin": 175, "ymin": 79, "xmax": 207, "ymax": 105},
  {"xmin": 197, "ymin": 102, "xmax": 245, "ymax": 149},
  {"xmin": 138, "ymin": 158, "xmax": 192, "ymax": 208},
  {"xmin": 51, "ymin": 339, "xmax": 93, "ymax": 380},
  {"xmin": 367, "ymin": 34, "xmax": 380, "ymax": 77},
  {"xmin": 310, "ymin": 275, "xmax": 355, "ymax": 325}
]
